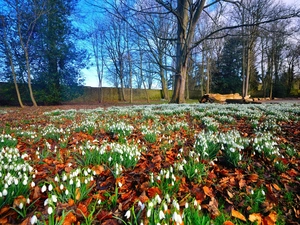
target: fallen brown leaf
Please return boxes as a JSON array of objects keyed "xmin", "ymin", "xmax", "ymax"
[
  {"xmin": 249, "ymin": 213, "xmax": 262, "ymax": 224},
  {"xmin": 223, "ymin": 221, "xmax": 235, "ymax": 225},
  {"xmin": 231, "ymin": 208, "xmax": 246, "ymax": 222}
]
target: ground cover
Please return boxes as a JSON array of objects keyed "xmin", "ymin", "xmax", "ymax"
[{"xmin": 0, "ymin": 103, "xmax": 299, "ymax": 225}]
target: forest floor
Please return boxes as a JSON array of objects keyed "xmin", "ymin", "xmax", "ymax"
[{"xmin": 0, "ymin": 100, "xmax": 299, "ymax": 225}]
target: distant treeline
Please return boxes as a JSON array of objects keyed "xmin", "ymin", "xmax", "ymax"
[{"xmin": 1, "ymin": 81, "xmax": 299, "ymax": 106}]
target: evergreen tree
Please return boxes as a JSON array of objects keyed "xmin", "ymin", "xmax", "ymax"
[
  {"xmin": 212, "ymin": 36, "xmax": 243, "ymax": 94},
  {"xmin": 34, "ymin": 0, "xmax": 86, "ymax": 104}
]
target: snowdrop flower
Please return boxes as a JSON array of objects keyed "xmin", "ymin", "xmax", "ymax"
[
  {"xmin": 198, "ymin": 204, "xmax": 201, "ymax": 210},
  {"xmin": 31, "ymin": 181, "xmax": 35, "ymax": 188},
  {"xmin": 157, "ymin": 175, "xmax": 161, "ymax": 181},
  {"xmin": 47, "ymin": 206, "xmax": 53, "ymax": 215},
  {"xmin": 172, "ymin": 212, "xmax": 182, "ymax": 224},
  {"xmin": 76, "ymin": 180, "xmax": 81, "ymax": 188},
  {"xmin": 194, "ymin": 199, "xmax": 198, "ymax": 207},
  {"xmin": 41, "ymin": 185, "xmax": 47, "ymax": 193},
  {"xmin": 138, "ymin": 201, "xmax": 145, "ymax": 210},
  {"xmin": 172, "ymin": 200, "xmax": 180, "ymax": 211},
  {"xmin": 165, "ymin": 194, "xmax": 171, "ymax": 203},
  {"xmin": 44, "ymin": 199, "xmax": 49, "ymax": 206},
  {"xmin": 155, "ymin": 195, "xmax": 162, "ymax": 204},
  {"xmin": 261, "ymin": 190, "xmax": 265, "ymax": 195},
  {"xmin": 185, "ymin": 202, "xmax": 189, "ymax": 209},
  {"xmin": 19, "ymin": 202, "xmax": 24, "ymax": 209},
  {"xmin": 147, "ymin": 208, "xmax": 152, "ymax": 218},
  {"xmin": 159, "ymin": 210, "xmax": 165, "ymax": 220},
  {"xmin": 60, "ymin": 184, "xmax": 64, "ymax": 190},
  {"xmin": 163, "ymin": 202, "xmax": 168, "ymax": 211},
  {"xmin": 118, "ymin": 182, "xmax": 122, "ymax": 188},
  {"xmin": 62, "ymin": 174, "xmax": 67, "ymax": 181},
  {"xmin": 165, "ymin": 171, "xmax": 170, "ymax": 179},
  {"xmin": 65, "ymin": 189, "xmax": 69, "ymax": 195},
  {"xmin": 178, "ymin": 164, "xmax": 183, "ymax": 171},
  {"xmin": 125, "ymin": 210, "xmax": 131, "ymax": 219},
  {"xmin": 23, "ymin": 179, "xmax": 28, "ymax": 186},
  {"xmin": 30, "ymin": 215, "xmax": 38, "ymax": 224},
  {"xmin": 48, "ymin": 184, "xmax": 53, "ymax": 191},
  {"xmin": 148, "ymin": 201, "xmax": 154, "ymax": 208},
  {"xmin": 51, "ymin": 195, "xmax": 58, "ymax": 203}
]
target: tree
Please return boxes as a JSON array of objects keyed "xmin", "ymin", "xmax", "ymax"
[
  {"xmin": 212, "ymin": 36, "xmax": 243, "ymax": 94},
  {"xmin": 1, "ymin": 0, "xmax": 47, "ymax": 106},
  {"xmin": 89, "ymin": 22, "xmax": 107, "ymax": 103},
  {"xmin": 35, "ymin": 0, "xmax": 86, "ymax": 104},
  {"xmin": 156, "ymin": 0, "xmax": 300, "ymax": 103},
  {"xmin": 154, "ymin": 0, "xmax": 209, "ymax": 103},
  {"xmin": 0, "ymin": 15, "xmax": 25, "ymax": 107},
  {"xmin": 104, "ymin": 16, "xmax": 128, "ymax": 101}
]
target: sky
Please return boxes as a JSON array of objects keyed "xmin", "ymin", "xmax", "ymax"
[{"xmin": 82, "ymin": 0, "xmax": 299, "ymax": 88}]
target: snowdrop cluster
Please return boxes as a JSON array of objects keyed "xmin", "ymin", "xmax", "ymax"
[
  {"xmin": 254, "ymin": 117, "xmax": 281, "ymax": 133},
  {"xmin": 150, "ymin": 166, "xmax": 179, "ymax": 196},
  {"xmin": 166, "ymin": 121, "xmax": 189, "ymax": 131},
  {"xmin": 201, "ymin": 116, "xmax": 219, "ymax": 131},
  {"xmin": 146, "ymin": 194, "xmax": 183, "ymax": 225},
  {"xmin": 216, "ymin": 115, "xmax": 236, "ymax": 124},
  {"xmin": 0, "ymin": 147, "xmax": 33, "ymax": 207},
  {"xmin": 253, "ymin": 132, "xmax": 281, "ymax": 158},
  {"xmin": 107, "ymin": 122, "xmax": 134, "ymax": 137},
  {"xmin": 0, "ymin": 134, "xmax": 17, "ymax": 148},
  {"xmin": 41, "ymin": 124, "xmax": 66, "ymax": 141},
  {"xmin": 218, "ymin": 129, "xmax": 249, "ymax": 150},
  {"xmin": 74, "ymin": 119, "xmax": 98, "ymax": 134},
  {"xmin": 41, "ymin": 167, "xmax": 95, "ymax": 204},
  {"xmin": 194, "ymin": 130, "xmax": 219, "ymax": 160},
  {"xmin": 99, "ymin": 142, "xmax": 143, "ymax": 168}
]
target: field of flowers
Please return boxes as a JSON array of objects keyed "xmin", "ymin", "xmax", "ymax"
[{"xmin": 0, "ymin": 103, "xmax": 299, "ymax": 225}]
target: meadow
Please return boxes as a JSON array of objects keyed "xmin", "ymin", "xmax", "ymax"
[{"xmin": 0, "ymin": 103, "xmax": 299, "ymax": 225}]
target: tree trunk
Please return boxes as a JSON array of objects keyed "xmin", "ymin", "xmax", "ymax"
[
  {"xmin": 169, "ymin": 0, "xmax": 206, "ymax": 103},
  {"xmin": 245, "ymin": 46, "xmax": 252, "ymax": 97},
  {"xmin": 171, "ymin": 63, "xmax": 188, "ymax": 103},
  {"xmin": 157, "ymin": 52, "xmax": 169, "ymax": 100},
  {"xmin": 129, "ymin": 55, "xmax": 133, "ymax": 103},
  {"xmin": 139, "ymin": 48, "xmax": 150, "ymax": 103},
  {"xmin": 25, "ymin": 50, "xmax": 38, "ymax": 107},
  {"xmin": 185, "ymin": 69, "xmax": 189, "ymax": 100},
  {"xmin": 206, "ymin": 56, "xmax": 210, "ymax": 94},
  {"xmin": 201, "ymin": 51, "xmax": 205, "ymax": 96},
  {"xmin": 11, "ymin": 59, "xmax": 24, "ymax": 108},
  {"xmin": 18, "ymin": 20, "xmax": 37, "ymax": 106},
  {"xmin": 261, "ymin": 39, "xmax": 266, "ymax": 98}
]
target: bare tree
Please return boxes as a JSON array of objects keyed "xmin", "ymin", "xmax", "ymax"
[
  {"xmin": 90, "ymin": 22, "xmax": 106, "ymax": 103},
  {"xmin": 0, "ymin": 15, "xmax": 24, "ymax": 107},
  {"xmin": 4, "ymin": 0, "xmax": 46, "ymax": 107},
  {"xmin": 104, "ymin": 16, "xmax": 128, "ymax": 101},
  {"xmin": 156, "ymin": 0, "xmax": 300, "ymax": 103}
]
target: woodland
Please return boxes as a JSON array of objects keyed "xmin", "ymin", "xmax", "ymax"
[{"xmin": 0, "ymin": 0, "xmax": 300, "ymax": 106}]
